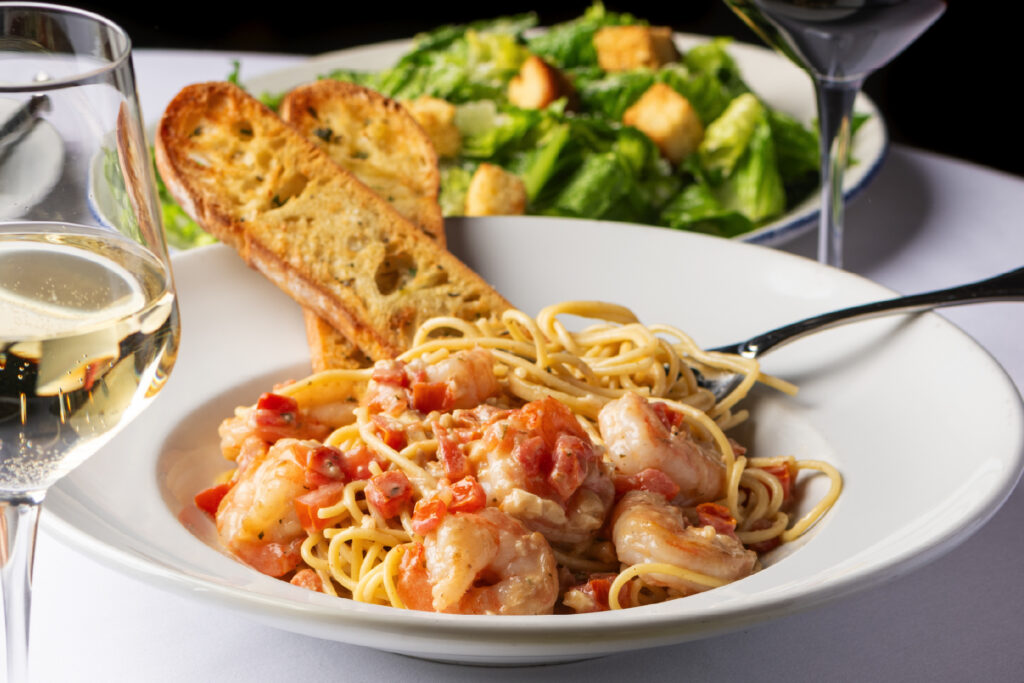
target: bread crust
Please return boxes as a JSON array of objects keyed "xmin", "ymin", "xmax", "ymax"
[{"xmin": 155, "ymin": 81, "xmax": 510, "ymax": 361}]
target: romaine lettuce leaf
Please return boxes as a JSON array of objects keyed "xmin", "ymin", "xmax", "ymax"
[
  {"xmin": 573, "ymin": 68, "xmax": 657, "ymax": 120},
  {"xmin": 714, "ymin": 115, "xmax": 786, "ymax": 223},
  {"xmin": 326, "ymin": 17, "xmax": 533, "ymax": 104},
  {"xmin": 698, "ymin": 92, "xmax": 763, "ymax": 182},
  {"xmin": 659, "ymin": 182, "xmax": 754, "ymax": 237},
  {"xmin": 768, "ymin": 108, "xmax": 819, "ymax": 207},
  {"xmin": 526, "ymin": 1, "xmax": 641, "ymax": 68},
  {"xmin": 439, "ymin": 163, "xmax": 475, "ymax": 216}
]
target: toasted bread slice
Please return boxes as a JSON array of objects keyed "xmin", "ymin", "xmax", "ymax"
[
  {"xmin": 279, "ymin": 79, "xmax": 444, "ymax": 245},
  {"xmin": 279, "ymin": 80, "xmax": 447, "ymax": 371},
  {"xmin": 303, "ymin": 311, "xmax": 373, "ymax": 370},
  {"xmin": 155, "ymin": 82, "xmax": 511, "ymax": 362}
]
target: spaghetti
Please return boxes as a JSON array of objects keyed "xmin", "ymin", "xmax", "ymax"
[{"xmin": 199, "ymin": 301, "xmax": 842, "ymax": 614}]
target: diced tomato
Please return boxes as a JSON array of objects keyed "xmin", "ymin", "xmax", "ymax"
[
  {"xmin": 519, "ymin": 396, "xmax": 588, "ymax": 445},
  {"xmin": 411, "ymin": 498, "xmax": 447, "ymax": 535},
  {"xmin": 399, "ymin": 542, "xmax": 426, "ymax": 573},
  {"xmin": 548, "ymin": 434, "xmax": 588, "ymax": 500},
  {"xmin": 614, "ymin": 468, "xmax": 680, "ymax": 501},
  {"xmin": 650, "ymin": 401, "xmax": 685, "ymax": 432},
  {"xmin": 305, "ymin": 445, "xmax": 348, "ymax": 488},
  {"xmin": 339, "ymin": 446, "xmax": 384, "ymax": 481},
  {"xmin": 566, "ymin": 574, "xmax": 630, "ymax": 612},
  {"xmin": 256, "ymin": 392, "xmax": 298, "ymax": 413},
  {"xmin": 294, "ymin": 482, "xmax": 347, "ymax": 533},
  {"xmin": 759, "ymin": 462, "xmax": 796, "ymax": 506},
  {"xmin": 252, "ymin": 392, "xmax": 300, "ymax": 441},
  {"xmin": 290, "ymin": 568, "xmax": 324, "ymax": 593},
  {"xmin": 252, "ymin": 408, "xmax": 298, "ymax": 440},
  {"xmin": 513, "ymin": 435, "xmax": 549, "ymax": 478},
  {"xmin": 365, "ymin": 470, "xmax": 413, "ymax": 519},
  {"xmin": 435, "ymin": 426, "xmax": 470, "ymax": 480},
  {"xmin": 371, "ymin": 414, "xmax": 408, "ymax": 451},
  {"xmin": 446, "ymin": 476, "xmax": 486, "ymax": 514},
  {"xmin": 697, "ymin": 502, "xmax": 738, "ymax": 538},
  {"xmin": 371, "ymin": 360, "xmax": 409, "ymax": 386},
  {"xmin": 573, "ymin": 576, "xmax": 612, "ymax": 612},
  {"xmin": 194, "ymin": 482, "xmax": 232, "ymax": 517},
  {"xmin": 411, "ymin": 381, "xmax": 451, "ymax": 414}
]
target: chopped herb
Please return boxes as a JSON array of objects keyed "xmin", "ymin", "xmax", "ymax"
[
  {"xmin": 226, "ymin": 59, "xmax": 242, "ymax": 85},
  {"xmin": 313, "ymin": 127, "xmax": 333, "ymax": 142}
]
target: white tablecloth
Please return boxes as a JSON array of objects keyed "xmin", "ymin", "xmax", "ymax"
[{"xmin": 25, "ymin": 49, "xmax": 1024, "ymax": 682}]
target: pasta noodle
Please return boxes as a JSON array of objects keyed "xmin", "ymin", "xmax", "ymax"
[{"xmin": 200, "ymin": 301, "xmax": 842, "ymax": 614}]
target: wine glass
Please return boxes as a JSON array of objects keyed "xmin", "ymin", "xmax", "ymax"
[
  {"xmin": 722, "ymin": 0, "xmax": 946, "ymax": 267},
  {"xmin": 0, "ymin": 4, "xmax": 179, "ymax": 679}
]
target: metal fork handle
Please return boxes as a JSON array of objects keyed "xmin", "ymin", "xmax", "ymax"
[{"xmin": 711, "ymin": 265, "xmax": 1024, "ymax": 359}]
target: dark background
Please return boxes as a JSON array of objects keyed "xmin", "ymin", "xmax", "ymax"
[{"xmin": 75, "ymin": 2, "xmax": 1018, "ymax": 177}]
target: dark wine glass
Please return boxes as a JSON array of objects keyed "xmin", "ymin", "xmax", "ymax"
[{"xmin": 723, "ymin": 0, "xmax": 946, "ymax": 267}]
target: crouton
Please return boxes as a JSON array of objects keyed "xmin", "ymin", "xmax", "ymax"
[
  {"xmin": 593, "ymin": 25, "xmax": 680, "ymax": 72},
  {"xmin": 403, "ymin": 95, "xmax": 462, "ymax": 158},
  {"xmin": 465, "ymin": 163, "xmax": 528, "ymax": 216},
  {"xmin": 622, "ymin": 83, "xmax": 704, "ymax": 164},
  {"xmin": 507, "ymin": 55, "xmax": 576, "ymax": 110}
]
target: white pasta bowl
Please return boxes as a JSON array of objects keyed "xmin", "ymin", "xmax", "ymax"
[{"xmin": 42, "ymin": 216, "xmax": 1023, "ymax": 664}]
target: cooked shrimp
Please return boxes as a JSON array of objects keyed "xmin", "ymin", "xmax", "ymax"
[
  {"xmin": 611, "ymin": 490, "xmax": 757, "ymax": 595},
  {"xmin": 216, "ymin": 438, "xmax": 312, "ymax": 577},
  {"xmin": 422, "ymin": 347, "xmax": 500, "ymax": 409},
  {"xmin": 363, "ymin": 348, "xmax": 500, "ymax": 416},
  {"xmin": 396, "ymin": 507, "xmax": 558, "ymax": 614},
  {"xmin": 471, "ymin": 397, "xmax": 615, "ymax": 546},
  {"xmin": 598, "ymin": 392, "xmax": 724, "ymax": 505}
]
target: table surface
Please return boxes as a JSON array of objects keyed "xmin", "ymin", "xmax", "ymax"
[{"xmin": 22, "ymin": 49, "xmax": 1024, "ymax": 682}]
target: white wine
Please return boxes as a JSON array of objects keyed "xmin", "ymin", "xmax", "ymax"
[{"xmin": 0, "ymin": 226, "xmax": 179, "ymax": 494}]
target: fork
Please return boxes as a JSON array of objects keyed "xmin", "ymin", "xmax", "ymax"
[{"xmin": 698, "ymin": 265, "xmax": 1024, "ymax": 402}]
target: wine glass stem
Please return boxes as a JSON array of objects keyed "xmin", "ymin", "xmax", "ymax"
[
  {"xmin": 1, "ymin": 494, "xmax": 44, "ymax": 683},
  {"xmin": 814, "ymin": 77, "xmax": 863, "ymax": 269}
]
